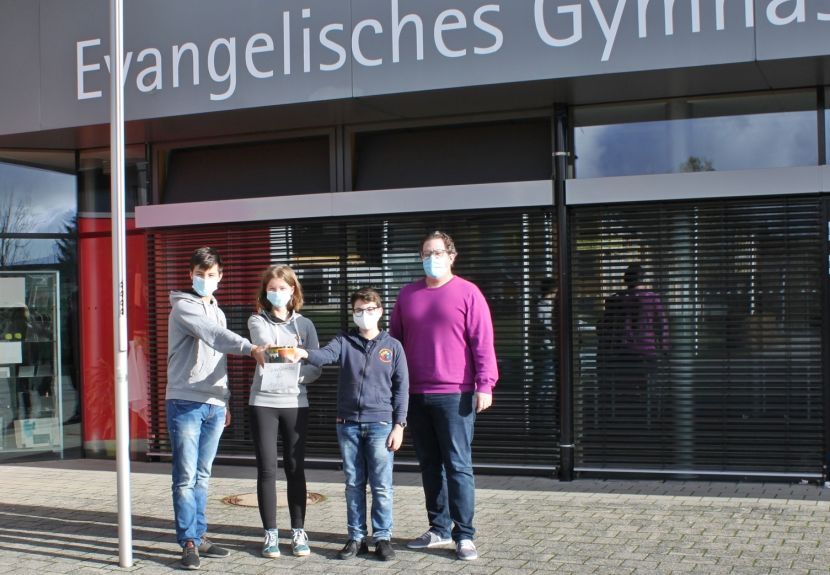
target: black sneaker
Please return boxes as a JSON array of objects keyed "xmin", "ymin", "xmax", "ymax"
[
  {"xmin": 197, "ymin": 537, "xmax": 230, "ymax": 558},
  {"xmin": 337, "ymin": 539, "xmax": 368, "ymax": 560},
  {"xmin": 375, "ymin": 539, "xmax": 396, "ymax": 561},
  {"xmin": 181, "ymin": 541, "xmax": 200, "ymax": 570}
]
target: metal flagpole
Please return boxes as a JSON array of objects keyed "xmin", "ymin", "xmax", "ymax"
[{"xmin": 110, "ymin": 0, "xmax": 133, "ymax": 567}]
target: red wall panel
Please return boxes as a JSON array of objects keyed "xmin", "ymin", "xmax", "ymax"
[{"xmin": 78, "ymin": 217, "xmax": 149, "ymax": 454}]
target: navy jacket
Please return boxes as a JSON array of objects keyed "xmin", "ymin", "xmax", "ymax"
[{"xmin": 306, "ymin": 329, "xmax": 408, "ymax": 424}]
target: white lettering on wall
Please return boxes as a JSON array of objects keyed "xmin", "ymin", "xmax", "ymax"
[
  {"xmin": 589, "ymin": 0, "xmax": 627, "ymax": 62},
  {"xmin": 352, "ymin": 19, "xmax": 384, "ymax": 66},
  {"xmin": 637, "ymin": 0, "xmax": 677, "ymax": 37},
  {"xmin": 319, "ymin": 24, "xmax": 347, "ymax": 71},
  {"xmin": 283, "ymin": 11, "xmax": 291, "ymax": 76},
  {"xmin": 435, "ymin": 9, "xmax": 468, "ymax": 58},
  {"xmin": 392, "ymin": 0, "xmax": 424, "ymax": 63},
  {"xmin": 136, "ymin": 48, "xmax": 162, "ymax": 92},
  {"xmin": 767, "ymin": 0, "xmax": 805, "ymax": 25},
  {"xmin": 473, "ymin": 5, "xmax": 503, "ymax": 55},
  {"xmin": 77, "ymin": 39, "xmax": 103, "ymax": 100},
  {"xmin": 103, "ymin": 52, "xmax": 134, "ymax": 86},
  {"xmin": 303, "ymin": 8, "xmax": 312, "ymax": 73},
  {"xmin": 172, "ymin": 43, "xmax": 200, "ymax": 87},
  {"xmin": 73, "ymin": 1, "xmax": 830, "ymax": 105},
  {"xmin": 245, "ymin": 33, "xmax": 274, "ymax": 79},
  {"xmin": 207, "ymin": 37, "xmax": 236, "ymax": 101},
  {"xmin": 535, "ymin": 0, "xmax": 583, "ymax": 48}
]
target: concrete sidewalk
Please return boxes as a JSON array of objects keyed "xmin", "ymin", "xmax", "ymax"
[{"xmin": 1, "ymin": 460, "xmax": 829, "ymax": 574}]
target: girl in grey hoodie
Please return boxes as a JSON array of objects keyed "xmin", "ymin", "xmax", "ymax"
[{"xmin": 247, "ymin": 265, "xmax": 321, "ymax": 559}]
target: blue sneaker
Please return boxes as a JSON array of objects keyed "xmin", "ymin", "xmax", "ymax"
[
  {"xmin": 291, "ymin": 528, "xmax": 310, "ymax": 557},
  {"xmin": 406, "ymin": 530, "xmax": 452, "ymax": 549},
  {"xmin": 262, "ymin": 529, "xmax": 280, "ymax": 558}
]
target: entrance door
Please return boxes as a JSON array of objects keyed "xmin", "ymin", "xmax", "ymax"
[{"xmin": 0, "ymin": 271, "xmax": 64, "ymax": 458}]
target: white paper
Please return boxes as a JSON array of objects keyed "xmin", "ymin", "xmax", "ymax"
[
  {"xmin": 0, "ymin": 367, "xmax": 10, "ymax": 378},
  {"xmin": 260, "ymin": 362, "xmax": 301, "ymax": 394},
  {"xmin": 0, "ymin": 278, "xmax": 26, "ymax": 307},
  {"xmin": 0, "ymin": 342, "xmax": 22, "ymax": 364},
  {"xmin": 18, "ymin": 365, "xmax": 35, "ymax": 377}
]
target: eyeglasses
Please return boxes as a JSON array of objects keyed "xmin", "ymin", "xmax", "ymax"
[
  {"xmin": 353, "ymin": 306, "xmax": 380, "ymax": 317},
  {"xmin": 421, "ymin": 249, "xmax": 450, "ymax": 259}
]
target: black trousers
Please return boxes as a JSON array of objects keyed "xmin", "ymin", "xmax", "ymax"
[{"xmin": 249, "ymin": 405, "xmax": 309, "ymax": 530}]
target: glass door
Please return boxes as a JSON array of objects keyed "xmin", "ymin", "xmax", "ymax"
[{"xmin": 0, "ymin": 271, "xmax": 63, "ymax": 457}]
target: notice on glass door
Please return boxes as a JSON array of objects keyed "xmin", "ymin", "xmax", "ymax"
[
  {"xmin": 0, "ymin": 342, "xmax": 22, "ymax": 364},
  {"xmin": 0, "ymin": 278, "xmax": 25, "ymax": 307}
]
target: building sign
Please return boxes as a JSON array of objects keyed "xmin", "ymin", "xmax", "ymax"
[{"xmin": 1, "ymin": 0, "xmax": 829, "ymax": 135}]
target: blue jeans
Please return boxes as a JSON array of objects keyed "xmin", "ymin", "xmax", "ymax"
[
  {"xmin": 336, "ymin": 422, "xmax": 395, "ymax": 542},
  {"xmin": 166, "ymin": 399, "xmax": 226, "ymax": 547},
  {"xmin": 408, "ymin": 392, "xmax": 476, "ymax": 542}
]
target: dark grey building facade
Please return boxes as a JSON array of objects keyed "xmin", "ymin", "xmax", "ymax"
[{"xmin": 0, "ymin": 0, "xmax": 828, "ymax": 480}]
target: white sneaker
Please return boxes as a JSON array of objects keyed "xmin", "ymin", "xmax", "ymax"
[
  {"xmin": 456, "ymin": 539, "xmax": 479, "ymax": 561},
  {"xmin": 291, "ymin": 528, "xmax": 311, "ymax": 556},
  {"xmin": 262, "ymin": 529, "xmax": 280, "ymax": 558},
  {"xmin": 406, "ymin": 530, "xmax": 453, "ymax": 549}
]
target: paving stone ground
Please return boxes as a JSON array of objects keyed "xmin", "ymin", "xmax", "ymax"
[{"xmin": 1, "ymin": 460, "xmax": 830, "ymax": 574}]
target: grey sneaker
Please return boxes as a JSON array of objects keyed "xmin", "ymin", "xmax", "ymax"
[
  {"xmin": 180, "ymin": 541, "xmax": 200, "ymax": 570},
  {"xmin": 262, "ymin": 529, "xmax": 280, "ymax": 558},
  {"xmin": 406, "ymin": 530, "xmax": 453, "ymax": 549},
  {"xmin": 197, "ymin": 537, "xmax": 229, "ymax": 558},
  {"xmin": 456, "ymin": 539, "xmax": 479, "ymax": 561},
  {"xmin": 291, "ymin": 528, "xmax": 310, "ymax": 556}
]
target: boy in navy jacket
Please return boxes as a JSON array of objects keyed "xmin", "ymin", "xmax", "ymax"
[{"xmin": 293, "ymin": 287, "xmax": 408, "ymax": 561}]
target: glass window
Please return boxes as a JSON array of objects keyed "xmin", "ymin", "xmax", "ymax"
[
  {"xmin": 161, "ymin": 137, "xmax": 329, "ymax": 204},
  {"xmin": 0, "ymin": 159, "xmax": 76, "ymax": 234},
  {"xmin": 574, "ymin": 91, "xmax": 818, "ymax": 178},
  {"xmin": 825, "ymin": 87, "xmax": 829, "ymax": 165},
  {"xmin": 0, "ymin": 150, "xmax": 79, "ymax": 460},
  {"xmin": 79, "ymin": 146, "xmax": 148, "ymax": 213}
]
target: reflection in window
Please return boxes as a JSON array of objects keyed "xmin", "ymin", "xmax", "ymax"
[
  {"xmin": 825, "ymin": 87, "xmax": 829, "ymax": 165},
  {"xmin": 0, "ymin": 238, "xmax": 74, "ymax": 267},
  {"xmin": 79, "ymin": 146, "xmax": 147, "ymax": 213},
  {"xmin": 0, "ymin": 162, "xmax": 76, "ymax": 236},
  {"xmin": 574, "ymin": 92, "xmax": 817, "ymax": 178}
]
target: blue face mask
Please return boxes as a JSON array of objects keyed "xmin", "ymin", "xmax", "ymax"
[
  {"xmin": 192, "ymin": 275, "xmax": 219, "ymax": 297},
  {"xmin": 423, "ymin": 256, "xmax": 449, "ymax": 280},
  {"xmin": 266, "ymin": 290, "xmax": 292, "ymax": 309}
]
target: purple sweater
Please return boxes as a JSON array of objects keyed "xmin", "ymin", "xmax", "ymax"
[{"xmin": 389, "ymin": 276, "xmax": 498, "ymax": 395}]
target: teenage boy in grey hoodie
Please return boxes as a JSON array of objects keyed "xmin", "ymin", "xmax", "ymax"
[{"xmin": 166, "ymin": 247, "xmax": 266, "ymax": 571}]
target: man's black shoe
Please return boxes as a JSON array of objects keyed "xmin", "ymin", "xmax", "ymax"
[
  {"xmin": 181, "ymin": 541, "xmax": 200, "ymax": 570},
  {"xmin": 337, "ymin": 539, "xmax": 368, "ymax": 560},
  {"xmin": 375, "ymin": 539, "xmax": 396, "ymax": 561}
]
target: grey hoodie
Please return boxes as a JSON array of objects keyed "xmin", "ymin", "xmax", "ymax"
[
  {"xmin": 247, "ymin": 311, "xmax": 322, "ymax": 408},
  {"xmin": 166, "ymin": 290, "xmax": 254, "ymax": 406}
]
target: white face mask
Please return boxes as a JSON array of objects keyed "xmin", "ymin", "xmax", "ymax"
[
  {"xmin": 266, "ymin": 290, "xmax": 292, "ymax": 309},
  {"xmin": 423, "ymin": 256, "xmax": 450, "ymax": 279},
  {"xmin": 353, "ymin": 310, "xmax": 381, "ymax": 331},
  {"xmin": 192, "ymin": 275, "xmax": 219, "ymax": 297}
]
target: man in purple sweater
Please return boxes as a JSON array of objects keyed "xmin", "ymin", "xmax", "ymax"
[{"xmin": 389, "ymin": 230, "xmax": 498, "ymax": 562}]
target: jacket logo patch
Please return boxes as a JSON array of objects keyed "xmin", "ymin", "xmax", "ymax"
[{"xmin": 378, "ymin": 348, "xmax": 393, "ymax": 363}]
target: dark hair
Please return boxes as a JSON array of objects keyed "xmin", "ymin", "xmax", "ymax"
[
  {"xmin": 420, "ymin": 230, "xmax": 457, "ymax": 257},
  {"xmin": 540, "ymin": 277, "xmax": 555, "ymax": 295},
  {"xmin": 255, "ymin": 265, "xmax": 304, "ymax": 313},
  {"xmin": 190, "ymin": 247, "xmax": 223, "ymax": 272},
  {"xmin": 624, "ymin": 263, "xmax": 644, "ymax": 289},
  {"xmin": 350, "ymin": 287, "xmax": 382, "ymax": 309}
]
